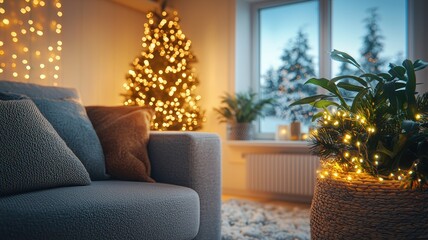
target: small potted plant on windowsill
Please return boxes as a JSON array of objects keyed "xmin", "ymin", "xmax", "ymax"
[
  {"xmin": 291, "ymin": 50, "xmax": 428, "ymax": 239},
  {"xmin": 214, "ymin": 92, "xmax": 274, "ymax": 140}
]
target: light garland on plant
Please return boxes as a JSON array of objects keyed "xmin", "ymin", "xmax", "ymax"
[
  {"xmin": 314, "ymin": 108, "xmax": 424, "ymax": 187},
  {"xmin": 290, "ymin": 50, "xmax": 428, "ymax": 190}
]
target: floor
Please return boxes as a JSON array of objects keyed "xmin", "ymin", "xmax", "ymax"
[{"xmin": 222, "ymin": 194, "xmax": 311, "ymax": 209}]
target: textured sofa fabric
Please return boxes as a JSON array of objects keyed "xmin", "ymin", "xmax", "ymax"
[
  {"xmin": 0, "ymin": 99, "xmax": 91, "ymax": 196},
  {"xmin": 0, "ymin": 81, "xmax": 222, "ymax": 240},
  {"xmin": 0, "ymin": 181, "xmax": 200, "ymax": 240},
  {"xmin": 0, "ymin": 80, "xmax": 79, "ymax": 99},
  {"xmin": 149, "ymin": 132, "xmax": 222, "ymax": 240},
  {"xmin": 0, "ymin": 129, "xmax": 221, "ymax": 239},
  {"xmin": 32, "ymin": 98, "xmax": 108, "ymax": 180},
  {"xmin": 0, "ymin": 80, "xmax": 108, "ymax": 180}
]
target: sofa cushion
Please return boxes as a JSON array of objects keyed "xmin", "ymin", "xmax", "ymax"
[
  {"xmin": 86, "ymin": 106, "xmax": 155, "ymax": 182},
  {"xmin": 0, "ymin": 80, "xmax": 79, "ymax": 100},
  {"xmin": 0, "ymin": 98, "xmax": 91, "ymax": 196},
  {"xmin": 32, "ymin": 98, "xmax": 108, "ymax": 180},
  {"xmin": 0, "ymin": 81, "xmax": 108, "ymax": 180},
  {"xmin": 0, "ymin": 181, "xmax": 200, "ymax": 240}
]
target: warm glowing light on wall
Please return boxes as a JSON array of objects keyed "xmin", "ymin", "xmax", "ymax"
[{"xmin": 0, "ymin": 0, "xmax": 62, "ymax": 85}]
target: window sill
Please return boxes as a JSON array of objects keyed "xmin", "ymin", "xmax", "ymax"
[{"xmin": 225, "ymin": 140, "xmax": 311, "ymax": 150}]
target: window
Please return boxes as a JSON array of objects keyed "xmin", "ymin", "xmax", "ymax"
[
  {"xmin": 251, "ymin": 0, "xmax": 407, "ymax": 139},
  {"xmin": 331, "ymin": 0, "xmax": 407, "ymax": 76},
  {"xmin": 258, "ymin": 0, "xmax": 319, "ymax": 134}
]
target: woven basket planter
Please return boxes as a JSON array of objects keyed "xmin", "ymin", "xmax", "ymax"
[{"xmin": 311, "ymin": 173, "xmax": 428, "ymax": 239}]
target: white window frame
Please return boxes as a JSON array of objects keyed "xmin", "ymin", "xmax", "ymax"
[{"xmin": 245, "ymin": 0, "xmax": 413, "ymax": 140}]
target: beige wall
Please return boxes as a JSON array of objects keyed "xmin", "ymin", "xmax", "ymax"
[
  {"xmin": 62, "ymin": 0, "xmax": 148, "ymax": 105},
  {"xmin": 170, "ymin": 0, "xmax": 252, "ymax": 193}
]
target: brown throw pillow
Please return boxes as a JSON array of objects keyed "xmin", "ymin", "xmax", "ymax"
[{"xmin": 85, "ymin": 106, "xmax": 155, "ymax": 182}]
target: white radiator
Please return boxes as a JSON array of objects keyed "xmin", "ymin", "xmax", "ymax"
[{"xmin": 246, "ymin": 153, "xmax": 320, "ymax": 196}]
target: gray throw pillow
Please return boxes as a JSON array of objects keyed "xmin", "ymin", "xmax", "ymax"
[
  {"xmin": 32, "ymin": 98, "xmax": 109, "ymax": 180},
  {"xmin": 0, "ymin": 99, "xmax": 91, "ymax": 196},
  {"xmin": 0, "ymin": 91, "xmax": 108, "ymax": 180}
]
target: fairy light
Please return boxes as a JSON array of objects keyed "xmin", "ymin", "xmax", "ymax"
[
  {"xmin": 315, "ymin": 108, "xmax": 427, "ymax": 187},
  {"xmin": 122, "ymin": 10, "xmax": 204, "ymax": 131},
  {"xmin": 0, "ymin": 0, "xmax": 62, "ymax": 84},
  {"xmin": 415, "ymin": 114, "xmax": 421, "ymax": 120}
]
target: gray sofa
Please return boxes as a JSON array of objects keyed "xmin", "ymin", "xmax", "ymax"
[{"xmin": 0, "ymin": 81, "xmax": 221, "ymax": 240}]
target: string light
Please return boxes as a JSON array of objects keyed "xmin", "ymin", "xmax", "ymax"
[
  {"xmin": 0, "ymin": 0, "xmax": 62, "ymax": 84},
  {"xmin": 122, "ymin": 10, "xmax": 205, "ymax": 131},
  {"xmin": 315, "ymin": 108, "xmax": 425, "ymax": 187}
]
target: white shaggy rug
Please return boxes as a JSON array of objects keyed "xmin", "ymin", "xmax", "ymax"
[{"xmin": 221, "ymin": 199, "xmax": 310, "ymax": 240}]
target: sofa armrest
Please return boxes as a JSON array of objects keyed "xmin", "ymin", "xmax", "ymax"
[{"xmin": 148, "ymin": 132, "xmax": 221, "ymax": 240}]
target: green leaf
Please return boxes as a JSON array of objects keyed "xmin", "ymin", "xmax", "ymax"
[
  {"xmin": 403, "ymin": 59, "xmax": 417, "ymax": 118},
  {"xmin": 388, "ymin": 65, "xmax": 406, "ymax": 79},
  {"xmin": 311, "ymin": 111, "xmax": 324, "ymax": 122},
  {"xmin": 289, "ymin": 94, "xmax": 330, "ymax": 107},
  {"xmin": 337, "ymin": 82, "xmax": 366, "ymax": 92},
  {"xmin": 377, "ymin": 73, "xmax": 393, "ymax": 81},
  {"xmin": 330, "ymin": 75, "xmax": 368, "ymax": 87},
  {"xmin": 384, "ymin": 81, "xmax": 399, "ymax": 113},
  {"xmin": 305, "ymin": 78, "xmax": 349, "ymax": 110},
  {"xmin": 360, "ymin": 73, "xmax": 383, "ymax": 82},
  {"xmin": 376, "ymin": 141, "xmax": 394, "ymax": 158},
  {"xmin": 311, "ymin": 100, "xmax": 341, "ymax": 108},
  {"xmin": 351, "ymin": 88, "xmax": 369, "ymax": 112},
  {"xmin": 413, "ymin": 59, "xmax": 428, "ymax": 71},
  {"xmin": 395, "ymin": 80, "xmax": 407, "ymax": 85},
  {"xmin": 374, "ymin": 80, "xmax": 384, "ymax": 96},
  {"xmin": 330, "ymin": 49, "xmax": 364, "ymax": 73},
  {"xmin": 305, "ymin": 78, "xmax": 329, "ymax": 88},
  {"xmin": 401, "ymin": 120, "xmax": 419, "ymax": 134}
]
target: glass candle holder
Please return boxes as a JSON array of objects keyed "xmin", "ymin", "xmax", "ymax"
[{"xmin": 275, "ymin": 125, "xmax": 289, "ymax": 140}]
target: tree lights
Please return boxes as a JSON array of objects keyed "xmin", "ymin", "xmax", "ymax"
[{"xmin": 122, "ymin": 10, "xmax": 205, "ymax": 131}]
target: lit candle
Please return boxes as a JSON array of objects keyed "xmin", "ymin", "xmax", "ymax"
[
  {"xmin": 276, "ymin": 125, "xmax": 289, "ymax": 141},
  {"xmin": 300, "ymin": 133, "xmax": 308, "ymax": 140}
]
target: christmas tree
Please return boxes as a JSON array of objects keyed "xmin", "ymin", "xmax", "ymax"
[
  {"xmin": 337, "ymin": 8, "xmax": 386, "ymax": 100},
  {"xmin": 262, "ymin": 29, "xmax": 316, "ymax": 123},
  {"xmin": 122, "ymin": 10, "xmax": 205, "ymax": 131},
  {"xmin": 359, "ymin": 8, "xmax": 385, "ymax": 74}
]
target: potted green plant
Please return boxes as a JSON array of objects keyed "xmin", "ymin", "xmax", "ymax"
[
  {"xmin": 214, "ymin": 92, "xmax": 274, "ymax": 140},
  {"xmin": 291, "ymin": 50, "xmax": 428, "ymax": 239}
]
